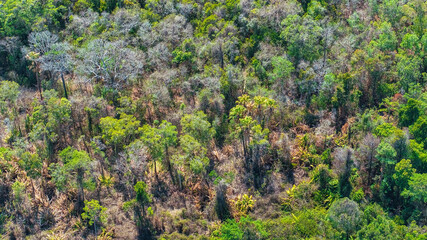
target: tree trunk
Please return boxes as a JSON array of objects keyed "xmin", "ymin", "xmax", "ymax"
[
  {"xmin": 154, "ymin": 160, "xmax": 158, "ymax": 182},
  {"xmin": 61, "ymin": 72, "xmax": 68, "ymax": 99},
  {"xmin": 36, "ymin": 70, "xmax": 43, "ymax": 100},
  {"xmin": 77, "ymin": 168, "xmax": 85, "ymax": 214},
  {"xmin": 165, "ymin": 147, "xmax": 175, "ymax": 184}
]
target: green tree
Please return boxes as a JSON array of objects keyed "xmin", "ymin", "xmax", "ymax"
[
  {"xmin": 334, "ymin": 147, "xmax": 354, "ymax": 198},
  {"xmin": 81, "ymin": 200, "xmax": 107, "ymax": 233},
  {"xmin": 0, "ymin": 81, "xmax": 20, "ymax": 138},
  {"xmin": 49, "ymin": 147, "xmax": 93, "ymax": 213},
  {"xmin": 397, "ymin": 54, "xmax": 422, "ymax": 93},
  {"xmin": 0, "ymin": 0, "xmax": 66, "ymax": 38},
  {"xmin": 29, "ymin": 90, "xmax": 72, "ymax": 157},
  {"xmin": 409, "ymin": 140, "xmax": 427, "ymax": 173},
  {"xmin": 400, "ymin": 33, "xmax": 420, "ymax": 53},
  {"xmin": 399, "ymin": 98, "xmax": 421, "ymax": 127},
  {"xmin": 268, "ymin": 56, "xmax": 294, "ymax": 94},
  {"xmin": 174, "ymin": 134, "xmax": 209, "ymax": 186},
  {"xmin": 123, "ymin": 181, "xmax": 153, "ymax": 239},
  {"xmin": 331, "ymin": 73, "xmax": 361, "ymax": 132},
  {"xmin": 409, "ymin": 116, "xmax": 427, "ymax": 147},
  {"xmin": 139, "ymin": 120, "xmax": 177, "ymax": 182},
  {"xmin": 134, "ymin": 181, "xmax": 152, "ymax": 217},
  {"xmin": 158, "ymin": 121, "xmax": 178, "ymax": 182},
  {"xmin": 401, "ymin": 173, "xmax": 427, "ymax": 220},
  {"xmin": 214, "ymin": 181, "xmax": 231, "ymax": 221},
  {"xmin": 327, "ymin": 198, "xmax": 361, "ymax": 239},
  {"xmin": 229, "ymin": 95, "xmax": 276, "ymax": 188},
  {"xmin": 376, "ymin": 141, "xmax": 397, "ymax": 166},
  {"xmin": 376, "ymin": 141, "xmax": 397, "ymax": 207},
  {"xmin": 99, "ymin": 113, "xmax": 141, "ymax": 152},
  {"xmin": 376, "ymin": 22, "xmax": 397, "ymax": 52},
  {"xmin": 0, "ymin": 80, "xmax": 20, "ymax": 115},
  {"xmin": 172, "ymin": 38, "xmax": 196, "ymax": 70},
  {"xmin": 380, "ymin": 0, "xmax": 402, "ymax": 26},
  {"xmin": 11, "ymin": 180, "xmax": 28, "ymax": 213},
  {"xmin": 18, "ymin": 152, "xmax": 42, "ymax": 180},
  {"xmin": 357, "ymin": 215, "xmax": 405, "ymax": 240},
  {"xmin": 280, "ymin": 14, "xmax": 323, "ymax": 63},
  {"xmin": 18, "ymin": 152, "xmax": 42, "ymax": 197},
  {"xmin": 312, "ymin": 164, "xmax": 338, "ymax": 203},
  {"xmin": 180, "ymin": 111, "xmax": 215, "ymax": 145},
  {"xmin": 394, "ymin": 159, "xmax": 416, "ymax": 191}
]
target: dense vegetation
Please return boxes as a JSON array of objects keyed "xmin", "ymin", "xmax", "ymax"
[{"xmin": 1, "ymin": 0, "xmax": 427, "ymax": 239}]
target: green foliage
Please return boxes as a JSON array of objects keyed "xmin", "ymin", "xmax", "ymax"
[
  {"xmin": 100, "ymin": 113, "xmax": 141, "ymax": 150},
  {"xmin": 393, "ymin": 159, "xmax": 416, "ymax": 191},
  {"xmin": 172, "ymin": 39, "xmax": 196, "ymax": 65},
  {"xmin": 357, "ymin": 215, "xmax": 405, "ymax": 240},
  {"xmin": 3, "ymin": 0, "xmax": 427, "ymax": 237},
  {"xmin": 400, "ymin": 33, "xmax": 420, "ymax": 52},
  {"xmin": 29, "ymin": 90, "xmax": 72, "ymax": 147},
  {"xmin": 374, "ymin": 122, "xmax": 399, "ymax": 138},
  {"xmin": 376, "ymin": 141, "xmax": 397, "ymax": 165},
  {"xmin": 402, "ymin": 173, "xmax": 427, "ymax": 206},
  {"xmin": 397, "ymin": 55, "xmax": 423, "ymax": 93},
  {"xmin": 399, "ymin": 98, "xmax": 421, "ymax": 127},
  {"xmin": 0, "ymin": 81, "xmax": 20, "ymax": 115},
  {"xmin": 139, "ymin": 121, "xmax": 177, "ymax": 170},
  {"xmin": 268, "ymin": 56, "xmax": 294, "ymax": 89},
  {"xmin": 98, "ymin": 174, "xmax": 115, "ymax": 189},
  {"xmin": 175, "ymin": 134, "xmax": 209, "ymax": 177},
  {"xmin": 135, "ymin": 181, "xmax": 152, "ymax": 207},
  {"xmin": 409, "ymin": 116, "xmax": 427, "ymax": 147},
  {"xmin": 212, "ymin": 216, "xmax": 268, "ymax": 240},
  {"xmin": 139, "ymin": 124, "xmax": 163, "ymax": 160},
  {"xmin": 376, "ymin": 140, "xmax": 403, "ymax": 208},
  {"xmin": 181, "ymin": 111, "xmax": 215, "ymax": 145},
  {"xmin": 280, "ymin": 14, "xmax": 323, "ymax": 62},
  {"xmin": 18, "ymin": 152, "xmax": 42, "ymax": 179},
  {"xmin": 233, "ymin": 194, "xmax": 255, "ymax": 215},
  {"xmin": 49, "ymin": 147, "xmax": 92, "ymax": 191},
  {"xmin": 81, "ymin": 200, "xmax": 107, "ymax": 228},
  {"xmin": 0, "ymin": 0, "xmax": 67, "ymax": 38},
  {"xmin": 265, "ymin": 208, "xmax": 332, "ymax": 239},
  {"xmin": 312, "ymin": 164, "xmax": 338, "ymax": 204},
  {"xmin": 327, "ymin": 198, "xmax": 361, "ymax": 238},
  {"xmin": 376, "ymin": 22, "xmax": 397, "ymax": 52},
  {"xmin": 11, "ymin": 180, "xmax": 27, "ymax": 208},
  {"xmin": 306, "ymin": 0, "xmax": 326, "ymax": 19},
  {"xmin": 409, "ymin": 140, "xmax": 427, "ymax": 173},
  {"xmin": 229, "ymin": 95, "xmax": 276, "ymax": 150},
  {"xmin": 350, "ymin": 188, "xmax": 365, "ymax": 203}
]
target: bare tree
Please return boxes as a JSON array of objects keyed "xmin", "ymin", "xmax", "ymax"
[
  {"xmin": 357, "ymin": 133, "xmax": 380, "ymax": 188},
  {"xmin": 333, "ymin": 147, "xmax": 355, "ymax": 197},
  {"xmin": 39, "ymin": 43, "xmax": 73, "ymax": 99},
  {"xmin": 28, "ymin": 31, "xmax": 58, "ymax": 55},
  {"xmin": 114, "ymin": 144, "xmax": 149, "ymax": 200},
  {"xmin": 147, "ymin": 43, "xmax": 171, "ymax": 70},
  {"xmin": 78, "ymin": 39, "xmax": 145, "ymax": 89},
  {"xmin": 256, "ymin": 0, "xmax": 302, "ymax": 31},
  {"xmin": 25, "ymin": 31, "xmax": 59, "ymax": 99},
  {"xmin": 154, "ymin": 15, "xmax": 193, "ymax": 49}
]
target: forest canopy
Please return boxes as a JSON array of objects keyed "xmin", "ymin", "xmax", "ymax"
[{"xmin": 1, "ymin": 0, "xmax": 427, "ymax": 239}]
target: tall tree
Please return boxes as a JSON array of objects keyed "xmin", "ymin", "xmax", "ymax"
[{"xmin": 49, "ymin": 147, "xmax": 93, "ymax": 213}]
